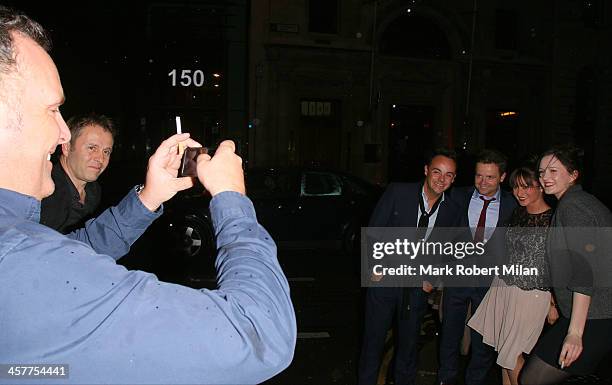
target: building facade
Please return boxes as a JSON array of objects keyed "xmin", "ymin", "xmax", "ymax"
[{"xmin": 248, "ymin": 0, "xmax": 612, "ymax": 195}]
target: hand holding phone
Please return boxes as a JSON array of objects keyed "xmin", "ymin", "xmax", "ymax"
[{"xmin": 178, "ymin": 147, "xmax": 208, "ymax": 177}]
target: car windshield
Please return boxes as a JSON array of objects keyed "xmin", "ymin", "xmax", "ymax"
[{"xmin": 301, "ymin": 172, "xmax": 342, "ymax": 196}]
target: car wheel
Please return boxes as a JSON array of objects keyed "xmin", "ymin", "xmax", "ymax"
[
  {"xmin": 178, "ymin": 215, "xmax": 216, "ymax": 260},
  {"xmin": 172, "ymin": 215, "xmax": 217, "ymax": 283}
]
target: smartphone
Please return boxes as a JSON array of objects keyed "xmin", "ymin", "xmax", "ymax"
[{"xmin": 178, "ymin": 147, "xmax": 208, "ymax": 177}]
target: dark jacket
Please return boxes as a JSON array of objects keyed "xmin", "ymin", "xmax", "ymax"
[
  {"xmin": 369, "ymin": 182, "xmax": 460, "ymax": 229},
  {"xmin": 367, "ymin": 182, "xmax": 461, "ymax": 283},
  {"xmin": 447, "ymin": 186, "xmax": 517, "ymax": 286},
  {"xmin": 547, "ymin": 184, "xmax": 612, "ymax": 319},
  {"xmin": 40, "ymin": 162, "xmax": 101, "ymax": 233}
]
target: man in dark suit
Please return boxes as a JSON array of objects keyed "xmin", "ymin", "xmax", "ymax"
[
  {"xmin": 359, "ymin": 149, "xmax": 461, "ymax": 385},
  {"xmin": 437, "ymin": 149, "xmax": 517, "ymax": 385}
]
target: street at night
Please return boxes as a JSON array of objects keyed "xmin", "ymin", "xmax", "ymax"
[{"xmin": 2, "ymin": 1, "xmax": 612, "ymax": 384}]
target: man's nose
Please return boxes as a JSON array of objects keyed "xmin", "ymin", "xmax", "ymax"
[
  {"xmin": 58, "ymin": 114, "xmax": 70, "ymax": 144},
  {"xmin": 92, "ymin": 150, "xmax": 103, "ymax": 162}
]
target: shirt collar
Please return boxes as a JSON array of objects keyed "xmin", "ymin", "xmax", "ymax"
[
  {"xmin": 421, "ymin": 185, "xmax": 445, "ymax": 210},
  {"xmin": 0, "ymin": 188, "xmax": 41, "ymax": 222},
  {"xmin": 471, "ymin": 187, "xmax": 501, "ymax": 202}
]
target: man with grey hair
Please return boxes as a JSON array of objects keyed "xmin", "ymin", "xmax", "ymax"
[{"xmin": 0, "ymin": 6, "xmax": 295, "ymax": 384}]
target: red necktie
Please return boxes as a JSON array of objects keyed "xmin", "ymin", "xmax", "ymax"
[{"xmin": 474, "ymin": 196, "xmax": 495, "ymax": 243}]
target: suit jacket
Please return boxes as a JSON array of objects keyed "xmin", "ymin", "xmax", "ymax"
[
  {"xmin": 367, "ymin": 182, "xmax": 461, "ymax": 285},
  {"xmin": 369, "ymin": 182, "xmax": 460, "ymax": 229},
  {"xmin": 448, "ymin": 186, "xmax": 517, "ymax": 286}
]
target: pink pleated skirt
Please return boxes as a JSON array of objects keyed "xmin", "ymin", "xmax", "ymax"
[{"xmin": 468, "ymin": 276, "xmax": 551, "ymax": 369}]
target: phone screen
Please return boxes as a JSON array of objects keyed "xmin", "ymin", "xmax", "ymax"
[{"xmin": 178, "ymin": 147, "xmax": 208, "ymax": 177}]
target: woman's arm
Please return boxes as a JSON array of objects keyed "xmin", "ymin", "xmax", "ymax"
[{"xmin": 559, "ymin": 292, "xmax": 591, "ymax": 368}]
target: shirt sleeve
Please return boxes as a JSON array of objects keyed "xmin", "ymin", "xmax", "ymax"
[
  {"xmin": 3, "ymin": 191, "xmax": 296, "ymax": 384},
  {"xmin": 65, "ymin": 186, "xmax": 161, "ymax": 259}
]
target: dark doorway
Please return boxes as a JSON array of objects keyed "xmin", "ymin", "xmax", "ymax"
[
  {"xmin": 298, "ymin": 100, "xmax": 342, "ymax": 169},
  {"xmin": 387, "ymin": 105, "xmax": 435, "ymax": 182},
  {"xmin": 485, "ymin": 110, "xmax": 521, "ymax": 169}
]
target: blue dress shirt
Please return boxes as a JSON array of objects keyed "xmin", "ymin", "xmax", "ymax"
[
  {"xmin": 0, "ymin": 187, "xmax": 296, "ymax": 384},
  {"xmin": 467, "ymin": 188, "xmax": 501, "ymax": 243}
]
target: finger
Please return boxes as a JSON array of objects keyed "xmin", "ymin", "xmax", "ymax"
[
  {"xmin": 180, "ymin": 138, "xmax": 202, "ymax": 148},
  {"xmin": 157, "ymin": 133, "xmax": 191, "ymax": 154},
  {"xmin": 173, "ymin": 176, "xmax": 195, "ymax": 192},
  {"xmin": 565, "ymin": 347, "xmax": 575, "ymax": 367},
  {"xmin": 196, "ymin": 153, "xmax": 212, "ymax": 170},
  {"xmin": 171, "ymin": 138, "xmax": 202, "ymax": 158},
  {"xmin": 567, "ymin": 346, "xmax": 582, "ymax": 367},
  {"xmin": 168, "ymin": 154, "xmax": 182, "ymax": 170},
  {"xmin": 215, "ymin": 140, "xmax": 236, "ymax": 155},
  {"xmin": 559, "ymin": 346, "xmax": 569, "ymax": 367}
]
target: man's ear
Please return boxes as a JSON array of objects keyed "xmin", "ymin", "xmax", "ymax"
[
  {"xmin": 500, "ymin": 172, "xmax": 507, "ymax": 183},
  {"xmin": 61, "ymin": 142, "xmax": 71, "ymax": 156},
  {"xmin": 424, "ymin": 164, "xmax": 429, "ymax": 177}
]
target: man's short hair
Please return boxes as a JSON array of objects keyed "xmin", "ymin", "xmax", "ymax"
[
  {"xmin": 425, "ymin": 148, "xmax": 457, "ymax": 166},
  {"xmin": 476, "ymin": 149, "xmax": 507, "ymax": 175},
  {"xmin": 67, "ymin": 113, "xmax": 116, "ymax": 146},
  {"xmin": 0, "ymin": 6, "xmax": 50, "ymax": 75}
]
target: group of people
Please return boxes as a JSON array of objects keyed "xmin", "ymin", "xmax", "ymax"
[
  {"xmin": 0, "ymin": 6, "xmax": 296, "ymax": 384},
  {"xmin": 2, "ymin": 5, "xmax": 611, "ymax": 385},
  {"xmin": 360, "ymin": 147, "xmax": 612, "ymax": 385}
]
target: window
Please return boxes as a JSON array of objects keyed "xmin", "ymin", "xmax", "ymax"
[
  {"xmin": 308, "ymin": 0, "xmax": 338, "ymax": 34},
  {"xmin": 495, "ymin": 10, "xmax": 518, "ymax": 50},
  {"xmin": 247, "ymin": 170, "xmax": 294, "ymax": 198},
  {"xmin": 301, "ymin": 172, "xmax": 342, "ymax": 196},
  {"xmin": 379, "ymin": 14, "xmax": 451, "ymax": 60}
]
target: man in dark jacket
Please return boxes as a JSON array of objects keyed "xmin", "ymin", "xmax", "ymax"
[
  {"xmin": 359, "ymin": 148, "xmax": 461, "ymax": 385},
  {"xmin": 40, "ymin": 113, "xmax": 115, "ymax": 233},
  {"xmin": 437, "ymin": 149, "xmax": 517, "ymax": 385}
]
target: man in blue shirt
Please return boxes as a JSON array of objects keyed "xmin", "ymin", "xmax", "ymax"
[{"xmin": 0, "ymin": 6, "xmax": 296, "ymax": 384}]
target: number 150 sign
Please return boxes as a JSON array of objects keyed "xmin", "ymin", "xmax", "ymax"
[{"xmin": 168, "ymin": 69, "xmax": 205, "ymax": 87}]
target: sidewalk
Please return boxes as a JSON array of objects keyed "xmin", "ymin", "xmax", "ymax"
[{"xmin": 377, "ymin": 310, "xmax": 612, "ymax": 385}]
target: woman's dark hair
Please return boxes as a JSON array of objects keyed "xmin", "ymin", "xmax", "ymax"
[
  {"xmin": 540, "ymin": 144, "xmax": 584, "ymax": 183},
  {"xmin": 509, "ymin": 166, "xmax": 540, "ymax": 188}
]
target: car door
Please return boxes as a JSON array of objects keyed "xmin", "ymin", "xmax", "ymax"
[
  {"xmin": 295, "ymin": 171, "xmax": 349, "ymax": 242},
  {"xmin": 247, "ymin": 169, "xmax": 300, "ymax": 241}
]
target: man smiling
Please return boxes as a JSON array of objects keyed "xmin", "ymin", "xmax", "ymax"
[
  {"xmin": 438, "ymin": 149, "xmax": 517, "ymax": 385},
  {"xmin": 0, "ymin": 7, "xmax": 295, "ymax": 384},
  {"xmin": 359, "ymin": 148, "xmax": 460, "ymax": 385},
  {"xmin": 41, "ymin": 114, "xmax": 115, "ymax": 233}
]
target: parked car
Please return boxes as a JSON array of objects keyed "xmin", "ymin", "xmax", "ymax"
[{"xmin": 151, "ymin": 168, "xmax": 382, "ymax": 268}]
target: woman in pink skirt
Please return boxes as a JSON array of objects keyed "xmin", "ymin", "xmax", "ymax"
[{"xmin": 468, "ymin": 166, "xmax": 558, "ymax": 385}]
